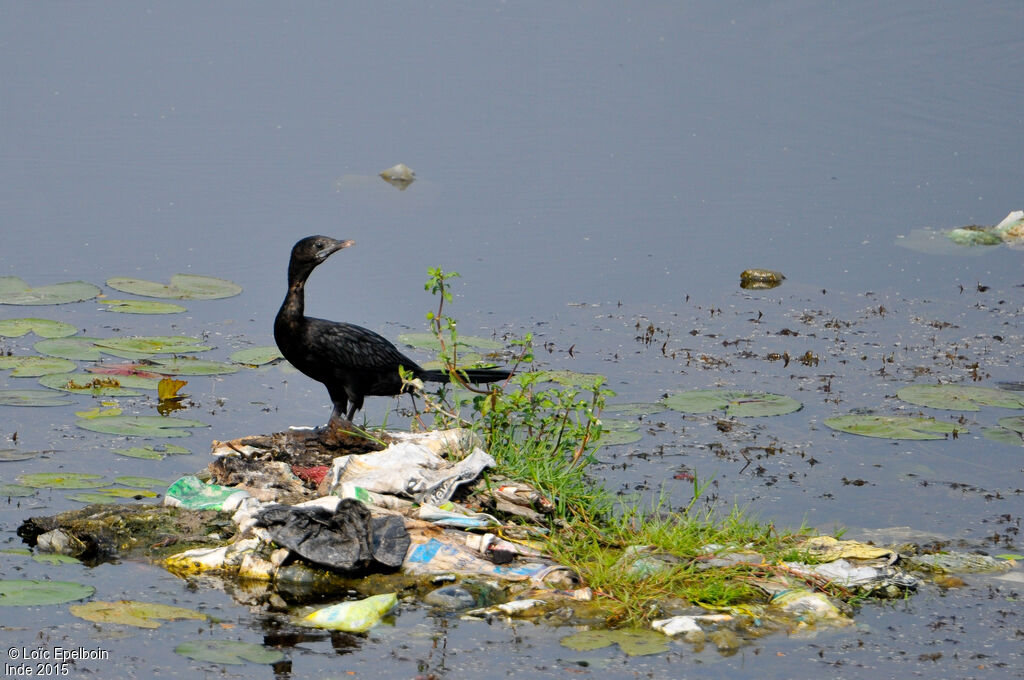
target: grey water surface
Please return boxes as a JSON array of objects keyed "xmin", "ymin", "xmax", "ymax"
[{"xmin": 2, "ymin": 3, "xmax": 1022, "ymax": 679}]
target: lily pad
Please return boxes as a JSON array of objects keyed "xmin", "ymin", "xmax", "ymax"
[
  {"xmin": 35, "ymin": 336, "xmax": 152, "ymax": 361},
  {"xmin": 146, "ymin": 357, "xmax": 239, "ymax": 376},
  {"xmin": 0, "ymin": 277, "xmax": 101, "ymax": 305},
  {"xmin": 114, "ymin": 475, "xmax": 167, "ymax": 489},
  {"xmin": 70, "ymin": 600, "xmax": 206, "ymax": 629},
  {"xmin": 65, "ymin": 492, "xmax": 121, "ymax": 504},
  {"xmin": 106, "ymin": 274, "xmax": 242, "ymax": 300},
  {"xmin": 0, "ymin": 449, "xmax": 41, "ymax": 462},
  {"xmin": 663, "ymin": 390, "xmax": 803, "ymax": 417},
  {"xmin": 596, "ymin": 418, "xmax": 643, "ymax": 445},
  {"xmin": 33, "ymin": 553, "xmax": 82, "ymax": 565},
  {"xmin": 86, "ymin": 364, "xmax": 166, "ymax": 379},
  {"xmin": 823, "ymin": 415, "xmax": 966, "ymax": 440},
  {"xmin": 0, "ymin": 389, "xmax": 74, "ymax": 407},
  {"xmin": 897, "ymin": 384, "xmax": 1024, "ymax": 411},
  {"xmin": 982, "ymin": 427, "xmax": 1024, "ymax": 446},
  {"xmin": 998, "ymin": 415, "xmax": 1024, "ymax": 433},
  {"xmin": 74, "ymin": 415, "xmax": 209, "ymax": 438},
  {"xmin": 68, "ymin": 488, "xmax": 158, "ymax": 503},
  {"xmin": 397, "ymin": 332, "xmax": 504, "ymax": 351},
  {"xmin": 597, "ymin": 429, "xmax": 644, "ymax": 446},
  {"xmin": 0, "ymin": 484, "xmax": 36, "ymax": 497},
  {"xmin": 532, "ymin": 370, "xmax": 607, "ymax": 387},
  {"xmin": 75, "ymin": 406, "xmax": 123, "ymax": 419},
  {"xmin": 39, "ymin": 373, "xmax": 158, "ymax": 396},
  {"xmin": 92, "ymin": 336, "xmax": 209, "ymax": 355},
  {"xmin": 229, "ymin": 346, "xmax": 283, "ymax": 366},
  {"xmin": 100, "ymin": 299, "xmax": 187, "ymax": 314},
  {"xmin": 0, "ymin": 356, "xmax": 76, "ymax": 377},
  {"xmin": 111, "ymin": 444, "xmax": 191, "ymax": 460},
  {"xmin": 174, "ymin": 639, "xmax": 285, "ymax": 665},
  {"xmin": 0, "ymin": 580, "xmax": 95, "ymax": 606},
  {"xmin": 560, "ymin": 628, "xmax": 669, "ymax": 656},
  {"xmin": 982, "ymin": 416, "xmax": 1024, "ymax": 446},
  {"xmin": 17, "ymin": 472, "xmax": 106, "ymax": 489},
  {"xmin": 0, "ymin": 318, "xmax": 77, "ymax": 338},
  {"xmin": 604, "ymin": 402, "xmax": 669, "ymax": 417}
]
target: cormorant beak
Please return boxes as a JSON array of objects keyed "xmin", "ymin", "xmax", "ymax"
[{"xmin": 318, "ymin": 239, "xmax": 355, "ymax": 261}]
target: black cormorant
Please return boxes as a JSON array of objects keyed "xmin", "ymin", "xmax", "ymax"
[{"xmin": 274, "ymin": 235, "xmax": 511, "ymax": 431}]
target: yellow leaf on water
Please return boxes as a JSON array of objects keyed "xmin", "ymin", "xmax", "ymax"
[{"xmin": 157, "ymin": 378, "xmax": 187, "ymax": 401}]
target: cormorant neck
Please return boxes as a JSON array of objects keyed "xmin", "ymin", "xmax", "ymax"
[{"xmin": 278, "ymin": 264, "xmax": 312, "ymax": 325}]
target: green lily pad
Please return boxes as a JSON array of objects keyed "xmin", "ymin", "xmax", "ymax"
[
  {"xmin": 229, "ymin": 346, "xmax": 284, "ymax": 366},
  {"xmin": 603, "ymin": 402, "xmax": 669, "ymax": 417},
  {"xmin": 145, "ymin": 357, "xmax": 239, "ymax": 376},
  {"xmin": 0, "ymin": 389, "xmax": 74, "ymax": 406},
  {"xmin": 75, "ymin": 406, "xmax": 123, "ymax": 419},
  {"xmin": 532, "ymin": 370, "xmax": 607, "ymax": 387},
  {"xmin": 35, "ymin": 337, "xmax": 151, "ymax": 361},
  {"xmin": 663, "ymin": 390, "xmax": 803, "ymax": 417},
  {"xmin": 68, "ymin": 488, "xmax": 158, "ymax": 503},
  {"xmin": 397, "ymin": 332, "xmax": 505, "ymax": 351},
  {"xmin": 0, "ymin": 484, "xmax": 36, "ymax": 497},
  {"xmin": 897, "ymin": 384, "xmax": 1024, "ymax": 411},
  {"xmin": 0, "ymin": 318, "xmax": 77, "ymax": 338},
  {"xmin": 75, "ymin": 415, "xmax": 209, "ymax": 438},
  {"xmin": 0, "ymin": 449, "xmax": 41, "ymax": 462},
  {"xmin": 111, "ymin": 444, "xmax": 191, "ymax": 460},
  {"xmin": 92, "ymin": 336, "xmax": 209, "ymax": 355},
  {"xmin": 981, "ymin": 427, "xmax": 1024, "ymax": 446},
  {"xmin": 114, "ymin": 475, "xmax": 166, "ymax": 489},
  {"xmin": 0, "ymin": 277, "xmax": 101, "ymax": 306},
  {"xmin": 823, "ymin": 415, "xmax": 966, "ymax": 440},
  {"xmin": 39, "ymin": 373, "xmax": 158, "ymax": 396},
  {"xmin": 560, "ymin": 628, "xmax": 669, "ymax": 657},
  {"xmin": 982, "ymin": 417, "xmax": 1024, "ymax": 446},
  {"xmin": 0, "ymin": 580, "xmax": 95, "ymax": 606},
  {"xmin": 174, "ymin": 639, "xmax": 285, "ymax": 665},
  {"xmin": 106, "ymin": 274, "xmax": 242, "ymax": 300},
  {"xmin": 597, "ymin": 429, "xmax": 644, "ymax": 446},
  {"xmin": 17, "ymin": 472, "xmax": 106, "ymax": 489},
  {"xmin": 0, "ymin": 355, "xmax": 77, "ymax": 377},
  {"xmin": 596, "ymin": 418, "xmax": 643, "ymax": 445},
  {"xmin": 65, "ymin": 492, "xmax": 120, "ymax": 504},
  {"xmin": 33, "ymin": 553, "xmax": 82, "ymax": 565},
  {"xmin": 70, "ymin": 600, "xmax": 206, "ymax": 629},
  {"xmin": 100, "ymin": 299, "xmax": 187, "ymax": 314},
  {"xmin": 998, "ymin": 415, "xmax": 1024, "ymax": 433}
]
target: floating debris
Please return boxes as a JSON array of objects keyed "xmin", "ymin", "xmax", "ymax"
[
  {"xmin": 379, "ymin": 163, "xmax": 416, "ymax": 190},
  {"xmin": 740, "ymin": 269, "xmax": 786, "ymax": 290}
]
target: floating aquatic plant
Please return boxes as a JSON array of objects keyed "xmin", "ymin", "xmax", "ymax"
[
  {"xmin": 74, "ymin": 415, "xmax": 209, "ymax": 438},
  {"xmin": 229, "ymin": 346, "xmax": 283, "ymax": 366},
  {"xmin": 823, "ymin": 415, "xmax": 965, "ymax": 440},
  {"xmin": 70, "ymin": 600, "xmax": 206, "ymax": 629},
  {"xmin": 0, "ymin": 318, "xmax": 77, "ymax": 338},
  {"xmin": 0, "ymin": 580, "xmax": 95, "ymax": 606},
  {"xmin": 0, "ymin": 277, "xmax": 101, "ymax": 305},
  {"xmin": 663, "ymin": 390, "xmax": 802, "ymax": 417},
  {"xmin": 897, "ymin": 384, "xmax": 1024, "ymax": 411},
  {"xmin": 0, "ymin": 355, "xmax": 76, "ymax": 377},
  {"xmin": 100, "ymin": 299, "xmax": 187, "ymax": 314},
  {"xmin": 0, "ymin": 389, "xmax": 74, "ymax": 407},
  {"xmin": 105, "ymin": 274, "xmax": 242, "ymax": 300}
]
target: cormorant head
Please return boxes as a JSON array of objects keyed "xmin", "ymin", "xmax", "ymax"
[{"xmin": 288, "ymin": 235, "xmax": 354, "ymax": 282}]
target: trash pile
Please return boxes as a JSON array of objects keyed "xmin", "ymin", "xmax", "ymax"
[{"xmin": 17, "ymin": 426, "xmax": 1019, "ymax": 644}]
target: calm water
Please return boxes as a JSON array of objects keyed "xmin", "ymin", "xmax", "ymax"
[{"xmin": 2, "ymin": 3, "xmax": 1022, "ymax": 678}]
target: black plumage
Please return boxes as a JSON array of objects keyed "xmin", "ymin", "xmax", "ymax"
[{"xmin": 274, "ymin": 236, "xmax": 511, "ymax": 430}]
